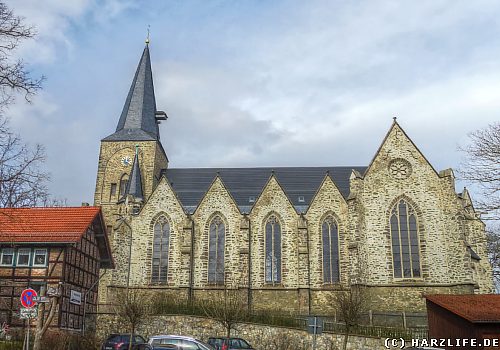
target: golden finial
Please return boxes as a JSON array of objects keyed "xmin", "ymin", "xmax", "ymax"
[{"xmin": 145, "ymin": 25, "xmax": 150, "ymax": 45}]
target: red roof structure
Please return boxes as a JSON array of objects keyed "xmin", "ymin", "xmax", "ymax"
[
  {"xmin": 0, "ymin": 207, "xmax": 101, "ymax": 243},
  {"xmin": 0, "ymin": 206, "xmax": 113, "ymax": 268},
  {"xmin": 426, "ymin": 294, "xmax": 500, "ymax": 323}
]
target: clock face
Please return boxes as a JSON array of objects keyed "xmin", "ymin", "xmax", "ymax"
[
  {"xmin": 388, "ymin": 158, "xmax": 412, "ymax": 180},
  {"xmin": 121, "ymin": 156, "xmax": 132, "ymax": 166}
]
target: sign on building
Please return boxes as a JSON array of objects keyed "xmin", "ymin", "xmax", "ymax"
[
  {"xmin": 70, "ymin": 290, "xmax": 82, "ymax": 305},
  {"xmin": 32, "ymin": 296, "xmax": 49, "ymax": 303}
]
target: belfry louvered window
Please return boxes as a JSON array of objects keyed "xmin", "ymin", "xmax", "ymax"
[
  {"xmin": 208, "ymin": 216, "xmax": 225, "ymax": 283},
  {"xmin": 265, "ymin": 216, "xmax": 281, "ymax": 283},
  {"xmin": 322, "ymin": 216, "xmax": 340, "ymax": 283},
  {"xmin": 390, "ymin": 199, "xmax": 421, "ymax": 278},
  {"xmin": 152, "ymin": 216, "xmax": 169, "ymax": 283}
]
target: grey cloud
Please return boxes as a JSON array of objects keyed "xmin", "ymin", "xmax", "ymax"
[{"xmin": 3, "ymin": 0, "xmax": 500, "ymax": 205}]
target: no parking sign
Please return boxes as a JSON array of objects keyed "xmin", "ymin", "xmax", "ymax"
[{"xmin": 20, "ymin": 289, "xmax": 38, "ymax": 308}]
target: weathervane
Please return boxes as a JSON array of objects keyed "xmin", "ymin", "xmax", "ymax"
[{"xmin": 145, "ymin": 25, "xmax": 150, "ymax": 45}]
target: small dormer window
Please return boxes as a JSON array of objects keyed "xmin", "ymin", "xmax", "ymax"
[
  {"xmin": 298, "ymin": 196, "xmax": 305, "ymax": 203},
  {"xmin": 249, "ymin": 196, "xmax": 256, "ymax": 203}
]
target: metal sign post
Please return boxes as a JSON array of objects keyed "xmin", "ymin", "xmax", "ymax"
[
  {"xmin": 20, "ymin": 308, "xmax": 37, "ymax": 350},
  {"xmin": 20, "ymin": 288, "xmax": 38, "ymax": 350}
]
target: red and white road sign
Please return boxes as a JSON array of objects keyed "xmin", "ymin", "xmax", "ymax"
[{"xmin": 20, "ymin": 289, "xmax": 37, "ymax": 308}]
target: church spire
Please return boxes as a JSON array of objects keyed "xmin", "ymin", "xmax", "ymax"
[
  {"xmin": 103, "ymin": 43, "xmax": 165, "ymax": 141},
  {"xmin": 124, "ymin": 146, "xmax": 143, "ymax": 200}
]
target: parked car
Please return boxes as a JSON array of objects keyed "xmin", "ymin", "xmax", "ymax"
[
  {"xmin": 207, "ymin": 337, "xmax": 254, "ymax": 350},
  {"xmin": 102, "ymin": 333, "xmax": 151, "ymax": 350},
  {"xmin": 148, "ymin": 335, "xmax": 215, "ymax": 350}
]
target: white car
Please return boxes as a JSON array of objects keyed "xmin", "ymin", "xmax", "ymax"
[{"xmin": 148, "ymin": 335, "xmax": 215, "ymax": 350}]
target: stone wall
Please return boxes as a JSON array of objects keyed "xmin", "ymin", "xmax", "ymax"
[{"xmin": 97, "ymin": 314, "xmax": 387, "ymax": 350}]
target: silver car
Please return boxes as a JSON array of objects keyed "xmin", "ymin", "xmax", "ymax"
[{"xmin": 148, "ymin": 335, "xmax": 215, "ymax": 350}]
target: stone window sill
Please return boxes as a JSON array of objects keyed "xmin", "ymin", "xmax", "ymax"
[
  {"xmin": 321, "ymin": 283, "xmax": 343, "ymax": 290},
  {"xmin": 392, "ymin": 277, "xmax": 424, "ymax": 283},
  {"xmin": 262, "ymin": 282, "xmax": 284, "ymax": 288}
]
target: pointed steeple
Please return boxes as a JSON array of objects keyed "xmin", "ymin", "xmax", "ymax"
[
  {"xmin": 124, "ymin": 146, "xmax": 144, "ymax": 200},
  {"xmin": 103, "ymin": 44, "xmax": 165, "ymax": 141}
]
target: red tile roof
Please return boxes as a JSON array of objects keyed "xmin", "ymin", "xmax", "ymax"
[
  {"xmin": 426, "ymin": 294, "xmax": 500, "ymax": 323},
  {"xmin": 0, "ymin": 207, "xmax": 101, "ymax": 243}
]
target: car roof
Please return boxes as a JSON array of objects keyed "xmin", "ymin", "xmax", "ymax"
[
  {"xmin": 149, "ymin": 335, "xmax": 198, "ymax": 341},
  {"xmin": 209, "ymin": 337, "xmax": 244, "ymax": 340}
]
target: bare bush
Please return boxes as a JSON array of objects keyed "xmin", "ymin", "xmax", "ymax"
[
  {"xmin": 200, "ymin": 288, "xmax": 247, "ymax": 337},
  {"xmin": 332, "ymin": 286, "xmax": 368, "ymax": 350},
  {"xmin": 113, "ymin": 289, "xmax": 152, "ymax": 350}
]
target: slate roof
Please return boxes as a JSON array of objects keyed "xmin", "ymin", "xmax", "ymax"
[
  {"xmin": 103, "ymin": 44, "xmax": 159, "ymax": 141},
  {"xmin": 124, "ymin": 150, "xmax": 144, "ymax": 200},
  {"xmin": 467, "ymin": 246, "xmax": 481, "ymax": 260},
  {"xmin": 426, "ymin": 294, "xmax": 500, "ymax": 323},
  {"xmin": 164, "ymin": 166, "xmax": 366, "ymax": 213},
  {"xmin": 0, "ymin": 207, "xmax": 113, "ymax": 268}
]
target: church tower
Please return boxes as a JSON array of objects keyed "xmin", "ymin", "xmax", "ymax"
[{"xmin": 94, "ymin": 42, "xmax": 168, "ymax": 226}]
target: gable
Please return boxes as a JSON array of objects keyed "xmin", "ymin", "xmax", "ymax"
[
  {"xmin": 250, "ymin": 175, "xmax": 297, "ymax": 216},
  {"xmin": 364, "ymin": 120, "xmax": 439, "ymax": 179},
  {"xmin": 193, "ymin": 176, "xmax": 240, "ymax": 216},
  {"xmin": 307, "ymin": 174, "xmax": 348, "ymax": 214},
  {"xmin": 141, "ymin": 176, "xmax": 185, "ymax": 215}
]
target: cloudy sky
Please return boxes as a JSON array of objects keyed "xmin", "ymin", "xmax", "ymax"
[{"xmin": 4, "ymin": 0, "xmax": 500, "ymax": 205}]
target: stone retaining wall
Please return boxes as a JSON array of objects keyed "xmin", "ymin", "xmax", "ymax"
[{"xmin": 97, "ymin": 314, "xmax": 386, "ymax": 350}]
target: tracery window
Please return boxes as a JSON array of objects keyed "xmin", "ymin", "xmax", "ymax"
[
  {"xmin": 390, "ymin": 199, "xmax": 421, "ymax": 278},
  {"xmin": 265, "ymin": 215, "xmax": 281, "ymax": 283},
  {"xmin": 152, "ymin": 216, "xmax": 169, "ymax": 283},
  {"xmin": 208, "ymin": 216, "xmax": 225, "ymax": 283},
  {"xmin": 322, "ymin": 216, "xmax": 340, "ymax": 283}
]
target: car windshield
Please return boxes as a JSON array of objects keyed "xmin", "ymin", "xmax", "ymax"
[
  {"xmin": 208, "ymin": 339, "xmax": 223, "ymax": 346},
  {"xmin": 107, "ymin": 335, "xmax": 129, "ymax": 343},
  {"xmin": 227, "ymin": 339, "xmax": 251, "ymax": 349},
  {"xmin": 195, "ymin": 339, "xmax": 214, "ymax": 350}
]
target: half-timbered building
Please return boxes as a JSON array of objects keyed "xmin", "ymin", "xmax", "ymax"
[{"xmin": 0, "ymin": 206, "xmax": 113, "ymax": 331}]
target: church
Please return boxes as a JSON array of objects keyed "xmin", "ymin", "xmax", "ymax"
[{"xmin": 93, "ymin": 43, "xmax": 493, "ymax": 315}]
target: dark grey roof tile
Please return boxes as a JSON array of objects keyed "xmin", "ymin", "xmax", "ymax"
[
  {"xmin": 164, "ymin": 166, "xmax": 366, "ymax": 212},
  {"xmin": 104, "ymin": 45, "xmax": 159, "ymax": 141}
]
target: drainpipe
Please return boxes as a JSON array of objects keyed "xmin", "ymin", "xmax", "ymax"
[
  {"xmin": 125, "ymin": 219, "xmax": 133, "ymax": 292},
  {"xmin": 188, "ymin": 214, "xmax": 195, "ymax": 303},
  {"xmin": 245, "ymin": 214, "xmax": 252, "ymax": 314},
  {"xmin": 82, "ymin": 269, "xmax": 108, "ymax": 336},
  {"xmin": 302, "ymin": 213, "xmax": 312, "ymax": 315}
]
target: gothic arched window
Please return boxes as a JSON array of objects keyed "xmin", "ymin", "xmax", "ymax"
[
  {"xmin": 265, "ymin": 215, "xmax": 281, "ymax": 283},
  {"xmin": 119, "ymin": 173, "xmax": 129, "ymax": 197},
  {"xmin": 322, "ymin": 216, "xmax": 340, "ymax": 283},
  {"xmin": 208, "ymin": 216, "xmax": 225, "ymax": 284},
  {"xmin": 152, "ymin": 216, "xmax": 169, "ymax": 283},
  {"xmin": 390, "ymin": 199, "xmax": 421, "ymax": 278}
]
